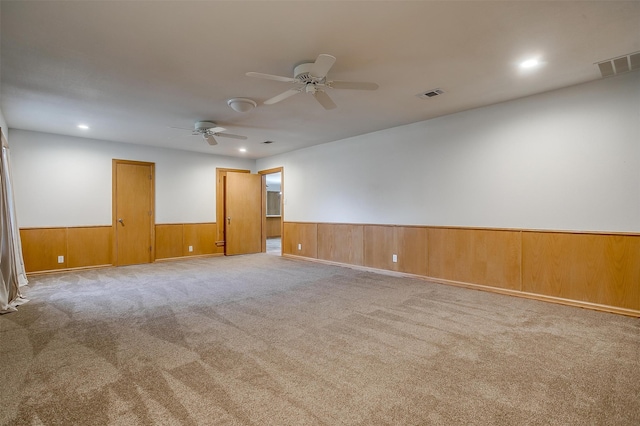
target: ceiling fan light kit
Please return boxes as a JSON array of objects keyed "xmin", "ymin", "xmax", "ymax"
[{"xmin": 227, "ymin": 98, "xmax": 257, "ymax": 113}]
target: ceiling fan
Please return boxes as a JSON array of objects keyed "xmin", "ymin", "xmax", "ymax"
[
  {"xmin": 170, "ymin": 121, "xmax": 247, "ymax": 146},
  {"xmin": 246, "ymin": 54, "xmax": 378, "ymax": 110}
]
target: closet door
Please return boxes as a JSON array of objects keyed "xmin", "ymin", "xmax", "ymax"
[{"xmin": 113, "ymin": 160, "xmax": 154, "ymax": 265}]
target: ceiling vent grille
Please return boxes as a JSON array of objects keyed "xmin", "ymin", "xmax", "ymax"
[
  {"xmin": 596, "ymin": 51, "xmax": 640, "ymax": 77},
  {"xmin": 417, "ymin": 88, "xmax": 444, "ymax": 99}
]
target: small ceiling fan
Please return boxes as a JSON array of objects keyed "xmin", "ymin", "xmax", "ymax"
[
  {"xmin": 170, "ymin": 121, "xmax": 247, "ymax": 146},
  {"xmin": 246, "ymin": 54, "xmax": 378, "ymax": 110}
]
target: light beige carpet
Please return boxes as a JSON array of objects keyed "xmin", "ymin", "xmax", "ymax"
[{"xmin": 1, "ymin": 254, "xmax": 638, "ymax": 425}]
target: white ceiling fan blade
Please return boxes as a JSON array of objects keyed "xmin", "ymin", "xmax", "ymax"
[
  {"xmin": 246, "ymin": 72, "xmax": 296, "ymax": 83},
  {"xmin": 313, "ymin": 90, "xmax": 337, "ymax": 110},
  {"xmin": 215, "ymin": 132, "xmax": 247, "ymax": 140},
  {"xmin": 264, "ymin": 88, "xmax": 301, "ymax": 105},
  {"xmin": 204, "ymin": 134, "xmax": 218, "ymax": 146},
  {"xmin": 329, "ymin": 81, "xmax": 379, "ymax": 90},
  {"xmin": 310, "ymin": 54, "xmax": 336, "ymax": 78},
  {"xmin": 168, "ymin": 126, "xmax": 193, "ymax": 131}
]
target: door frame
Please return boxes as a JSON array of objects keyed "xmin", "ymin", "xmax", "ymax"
[
  {"xmin": 112, "ymin": 159, "xmax": 155, "ymax": 266},
  {"xmin": 258, "ymin": 167, "xmax": 284, "ymax": 254}
]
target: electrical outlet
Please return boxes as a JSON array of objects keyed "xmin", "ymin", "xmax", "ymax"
[
  {"xmin": 392, "ymin": 254, "xmax": 398, "ymax": 263},
  {"xmin": 298, "ymin": 243, "xmax": 302, "ymax": 250},
  {"xmin": 188, "ymin": 245, "xmax": 193, "ymax": 252},
  {"xmin": 58, "ymin": 255, "xmax": 64, "ymax": 264}
]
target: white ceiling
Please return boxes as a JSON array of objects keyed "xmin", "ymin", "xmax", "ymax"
[{"xmin": 2, "ymin": 1, "xmax": 639, "ymax": 159}]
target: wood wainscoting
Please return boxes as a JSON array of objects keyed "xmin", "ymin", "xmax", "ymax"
[
  {"xmin": 283, "ymin": 222, "xmax": 317, "ymax": 259},
  {"xmin": 21, "ymin": 222, "xmax": 222, "ymax": 273},
  {"xmin": 21, "ymin": 226, "xmax": 113, "ymax": 273},
  {"xmin": 283, "ymin": 222, "xmax": 640, "ymax": 317},
  {"xmin": 155, "ymin": 223, "xmax": 222, "ymax": 260},
  {"xmin": 266, "ymin": 216, "xmax": 282, "ymax": 238}
]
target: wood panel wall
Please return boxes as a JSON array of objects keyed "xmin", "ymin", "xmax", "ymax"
[
  {"xmin": 428, "ymin": 228, "xmax": 521, "ymax": 290},
  {"xmin": 283, "ymin": 222, "xmax": 317, "ymax": 258},
  {"xmin": 363, "ymin": 225, "xmax": 396, "ymax": 271},
  {"xmin": 285, "ymin": 222, "xmax": 640, "ymax": 316},
  {"xmin": 155, "ymin": 224, "xmax": 183, "ymax": 259},
  {"xmin": 397, "ymin": 227, "xmax": 429, "ymax": 276},
  {"xmin": 266, "ymin": 217, "xmax": 282, "ymax": 238},
  {"xmin": 318, "ymin": 223, "xmax": 364, "ymax": 265},
  {"xmin": 67, "ymin": 227, "xmax": 112, "ymax": 268},
  {"xmin": 20, "ymin": 220, "xmax": 640, "ymax": 315},
  {"xmin": 21, "ymin": 222, "xmax": 221, "ymax": 273},
  {"xmin": 522, "ymin": 232, "xmax": 640, "ymax": 310},
  {"xmin": 184, "ymin": 223, "xmax": 218, "ymax": 256},
  {"xmin": 155, "ymin": 223, "xmax": 221, "ymax": 259},
  {"xmin": 21, "ymin": 226, "xmax": 112, "ymax": 273}
]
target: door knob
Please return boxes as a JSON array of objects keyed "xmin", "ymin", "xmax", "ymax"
[
  {"xmin": 118, "ymin": 218, "xmax": 125, "ymax": 226},
  {"xmin": 227, "ymin": 217, "xmax": 231, "ymax": 225}
]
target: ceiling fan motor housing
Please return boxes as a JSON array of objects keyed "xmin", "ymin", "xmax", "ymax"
[
  {"xmin": 294, "ymin": 62, "xmax": 318, "ymax": 82},
  {"xmin": 194, "ymin": 121, "xmax": 217, "ymax": 132}
]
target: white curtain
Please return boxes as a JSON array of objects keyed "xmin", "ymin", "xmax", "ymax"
[{"xmin": 0, "ymin": 136, "xmax": 29, "ymax": 314}]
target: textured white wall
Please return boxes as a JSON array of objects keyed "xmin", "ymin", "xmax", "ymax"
[
  {"xmin": 9, "ymin": 130, "xmax": 254, "ymax": 227},
  {"xmin": 258, "ymin": 72, "xmax": 640, "ymax": 233}
]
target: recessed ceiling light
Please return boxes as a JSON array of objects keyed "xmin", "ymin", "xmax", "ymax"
[
  {"xmin": 77, "ymin": 124, "xmax": 89, "ymax": 130},
  {"xmin": 520, "ymin": 58, "xmax": 540, "ymax": 69},
  {"xmin": 239, "ymin": 148, "xmax": 247, "ymax": 153}
]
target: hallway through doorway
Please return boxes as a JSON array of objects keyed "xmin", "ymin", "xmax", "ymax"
[{"xmin": 266, "ymin": 237, "xmax": 281, "ymax": 255}]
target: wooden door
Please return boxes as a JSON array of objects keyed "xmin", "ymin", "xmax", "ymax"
[
  {"xmin": 225, "ymin": 172, "xmax": 262, "ymax": 255},
  {"xmin": 113, "ymin": 160, "xmax": 154, "ymax": 266},
  {"xmin": 216, "ymin": 168, "xmax": 250, "ymax": 247}
]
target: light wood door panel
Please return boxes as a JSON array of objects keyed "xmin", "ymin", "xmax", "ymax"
[
  {"xmin": 216, "ymin": 168, "xmax": 250, "ymax": 246},
  {"xmin": 225, "ymin": 172, "xmax": 262, "ymax": 255},
  {"xmin": 114, "ymin": 161, "xmax": 154, "ymax": 266}
]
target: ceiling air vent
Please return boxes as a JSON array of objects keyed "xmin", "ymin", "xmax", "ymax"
[
  {"xmin": 417, "ymin": 88, "xmax": 444, "ymax": 99},
  {"xmin": 597, "ymin": 51, "xmax": 640, "ymax": 78}
]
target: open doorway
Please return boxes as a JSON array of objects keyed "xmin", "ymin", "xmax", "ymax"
[{"xmin": 260, "ymin": 168, "xmax": 283, "ymax": 256}]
